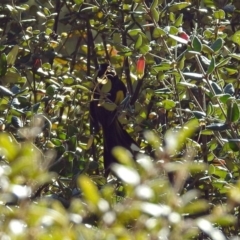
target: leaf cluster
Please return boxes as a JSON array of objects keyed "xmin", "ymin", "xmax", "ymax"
[{"xmin": 0, "ymin": 0, "xmax": 240, "ymax": 239}]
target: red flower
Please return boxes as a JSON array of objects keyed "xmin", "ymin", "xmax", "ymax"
[
  {"xmin": 178, "ymin": 31, "xmax": 189, "ymax": 41},
  {"xmin": 137, "ymin": 55, "xmax": 145, "ymax": 79}
]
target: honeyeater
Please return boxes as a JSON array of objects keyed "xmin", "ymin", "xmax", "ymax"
[{"xmin": 90, "ymin": 63, "xmax": 140, "ymax": 175}]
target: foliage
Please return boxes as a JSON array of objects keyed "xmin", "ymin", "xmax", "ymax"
[{"xmin": 1, "ymin": 0, "xmax": 240, "ymax": 239}]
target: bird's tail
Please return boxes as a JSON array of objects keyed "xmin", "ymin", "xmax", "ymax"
[{"xmin": 102, "ymin": 118, "xmax": 140, "ymax": 175}]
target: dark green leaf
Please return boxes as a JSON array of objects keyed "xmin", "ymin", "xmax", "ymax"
[
  {"xmin": 192, "ymin": 36, "xmax": 202, "ymax": 52},
  {"xmin": 32, "ymin": 103, "xmax": 40, "ymax": 113},
  {"xmin": 227, "ymin": 102, "xmax": 239, "ymax": 123},
  {"xmin": 192, "ymin": 111, "xmax": 206, "ymax": 119},
  {"xmin": 211, "ymin": 38, "xmax": 224, "ymax": 52},
  {"xmin": 228, "ymin": 142, "xmax": 239, "ymax": 152},
  {"xmin": 11, "ymin": 116, "xmax": 23, "ymax": 128},
  {"xmin": 207, "ymin": 57, "xmax": 215, "ymax": 74},
  {"xmin": 46, "ymin": 85, "xmax": 58, "ymax": 97},
  {"xmin": 211, "ymin": 82, "xmax": 222, "ymax": 94},
  {"xmin": 0, "ymin": 53, "xmax": 7, "ymax": 77},
  {"xmin": 205, "ymin": 123, "xmax": 229, "ymax": 131},
  {"xmin": 213, "ymin": 94, "xmax": 231, "ymax": 104},
  {"xmin": 224, "ymin": 83, "xmax": 234, "ymax": 95}
]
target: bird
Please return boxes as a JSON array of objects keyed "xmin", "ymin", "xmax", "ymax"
[{"xmin": 90, "ymin": 63, "xmax": 140, "ymax": 176}]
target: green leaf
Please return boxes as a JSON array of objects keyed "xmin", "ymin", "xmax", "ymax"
[
  {"xmin": 177, "ymin": 82, "xmax": 197, "ymax": 89},
  {"xmin": 210, "ymin": 215, "xmax": 236, "ymax": 227},
  {"xmin": 228, "ymin": 142, "xmax": 239, "ymax": 152},
  {"xmin": 0, "ymin": 133, "xmax": 19, "ymax": 161},
  {"xmin": 0, "ymin": 85, "xmax": 14, "ymax": 97},
  {"xmin": 224, "ymin": 83, "xmax": 234, "ymax": 95},
  {"xmin": 102, "ymin": 102, "xmax": 117, "ymax": 111},
  {"xmin": 152, "ymin": 27, "xmax": 166, "ymax": 38},
  {"xmin": 232, "ymin": 102, "xmax": 240, "ymax": 122},
  {"xmin": 169, "ymin": 12, "xmax": 175, "ymax": 22},
  {"xmin": 100, "ymin": 79, "xmax": 112, "ymax": 93},
  {"xmin": 0, "ymin": 53, "xmax": 7, "ymax": 77},
  {"xmin": 201, "ymin": 129, "xmax": 213, "ymax": 135},
  {"xmin": 222, "ymin": 138, "xmax": 240, "ymax": 143},
  {"xmin": 168, "ymin": 2, "xmax": 191, "ymax": 12},
  {"xmin": 182, "ymin": 72, "xmax": 203, "ymax": 80},
  {"xmin": 46, "ymin": 85, "xmax": 58, "ymax": 97},
  {"xmin": 232, "ymin": 30, "xmax": 240, "ymax": 46},
  {"xmin": 169, "ymin": 34, "xmax": 188, "ymax": 44},
  {"xmin": 165, "ymin": 118, "xmax": 199, "ymax": 155},
  {"xmin": 200, "ymin": 55, "xmax": 210, "ymax": 67},
  {"xmin": 174, "ymin": 13, "xmax": 183, "ymax": 27},
  {"xmin": 211, "ymin": 82, "xmax": 222, "ymax": 94},
  {"xmin": 209, "ymin": 164, "xmax": 228, "ymax": 179},
  {"xmin": 151, "ymin": 62, "xmax": 172, "ymax": 72},
  {"xmin": 150, "ymin": 0, "xmax": 158, "ymax": 8},
  {"xmin": 216, "ymin": 57, "xmax": 231, "ymax": 68},
  {"xmin": 140, "ymin": 44, "xmax": 151, "ymax": 54},
  {"xmin": 213, "ymin": 94, "xmax": 231, "ymax": 104},
  {"xmin": 72, "ymin": 84, "xmax": 90, "ymax": 92},
  {"xmin": 227, "ymin": 101, "xmax": 240, "ymax": 123},
  {"xmin": 128, "ymin": 29, "xmax": 143, "ymax": 37},
  {"xmin": 205, "ymin": 123, "xmax": 229, "ymax": 131},
  {"xmin": 229, "ymin": 53, "xmax": 240, "ymax": 61},
  {"xmin": 150, "ymin": 8, "xmax": 159, "ymax": 23},
  {"xmin": 74, "ymin": 0, "xmax": 83, "ymax": 4},
  {"xmin": 7, "ymin": 45, "xmax": 19, "ymax": 65},
  {"xmin": 63, "ymin": 77, "xmax": 74, "ymax": 85},
  {"xmin": 213, "ymin": 9, "xmax": 225, "ymax": 19},
  {"xmin": 134, "ymin": 34, "xmax": 143, "ymax": 49},
  {"xmin": 180, "ymin": 199, "xmax": 208, "ymax": 214},
  {"xmin": 211, "ymin": 38, "xmax": 224, "ymax": 52},
  {"xmin": 162, "ymin": 99, "xmax": 176, "ymax": 110},
  {"xmin": 11, "ymin": 116, "xmax": 23, "ymax": 128},
  {"xmin": 192, "ymin": 111, "xmax": 206, "ymax": 119},
  {"xmin": 78, "ymin": 175, "xmax": 100, "ymax": 206},
  {"xmin": 202, "ymin": 44, "xmax": 214, "ymax": 54},
  {"xmin": 207, "ymin": 57, "xmax": 215, "ymax": 74},
  {"xmin": 192, "ymin": 36, "xmax": 202, "ymax": 52},
  {"xmin": 207, "ymin": 102, "xmax": 214, "ymax": 115}
]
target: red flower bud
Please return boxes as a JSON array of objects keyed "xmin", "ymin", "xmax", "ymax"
[
  {"xmin": 178, "ymin": 31, "xmax": 189, "ymax": 41},
  {"xmin": 137, "ymin": 55, "xmax": 145, "ymax": 79},
  {"xmin": 33, "ymin": 58, "xmax": 42, "ymax": 70}
]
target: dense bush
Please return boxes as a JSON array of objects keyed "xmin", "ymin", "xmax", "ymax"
[{"xmin": 0, "ymin": 0, "xmax": 240, "ymax": 239}]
